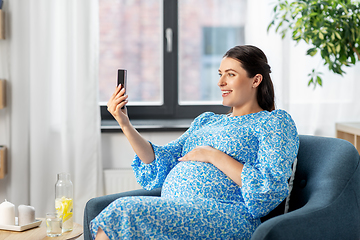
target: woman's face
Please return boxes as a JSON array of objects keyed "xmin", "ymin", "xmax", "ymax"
[{"xmin": 218, "ymin": 57, "xmax": 261, "ymax": 112}]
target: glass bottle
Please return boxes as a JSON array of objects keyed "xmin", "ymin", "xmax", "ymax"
[{"xmin": 55, "ymin": 172, "xmax": 73, "ymax": 232}]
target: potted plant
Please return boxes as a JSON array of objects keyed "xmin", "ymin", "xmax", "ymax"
[{"xmin": 268, "ymin": 0, "xmax": 360, "ymax": 87}]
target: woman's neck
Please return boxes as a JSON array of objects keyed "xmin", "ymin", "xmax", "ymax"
[{"xmin": 231, "ymin": 104, "xmax": 264, "ymax": 117}]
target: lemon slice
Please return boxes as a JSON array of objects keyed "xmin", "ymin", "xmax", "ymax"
[{"xmin": 55, "ymin": 197, "xmax": 73, "ymax": 221}]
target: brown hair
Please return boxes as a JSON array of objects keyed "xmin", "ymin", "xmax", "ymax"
[{"xmin": 223, "ymin": 45, "xmax": 275, "ymax": 112}]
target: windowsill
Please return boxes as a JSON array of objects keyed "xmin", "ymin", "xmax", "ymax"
[{"xmin": 101, "ymin": 119, "xmax": 193, "ymax": 132}]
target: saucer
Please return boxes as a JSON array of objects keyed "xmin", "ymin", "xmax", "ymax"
[{"xmin": 0, "ymin": 217, "xmax": 42, "ymax": 232}]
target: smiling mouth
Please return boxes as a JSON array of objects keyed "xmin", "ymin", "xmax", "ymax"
[{"xmin": 222, "ymin": 90, "xmax": 232, "ymax": 97}]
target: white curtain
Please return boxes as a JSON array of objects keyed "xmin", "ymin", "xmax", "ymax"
[
  {"xmin": 246, "ymin": 0, "xmax": 360, "ymax": 137},
  {"xmin": 0, "ymin": 0, "xmax": 103, "ymax": 225}
]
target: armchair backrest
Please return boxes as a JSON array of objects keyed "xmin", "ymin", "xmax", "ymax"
[
  {"xmin": 261, "ymin": 135, "xmax": 360, "ymax": 220},
  {"xmin": 288, "ymin": 135, "xmax": 360, "ymax": 212},
  {"xmin": 255, "ymin": 135, "xmax": 360, "ymax": 239}
]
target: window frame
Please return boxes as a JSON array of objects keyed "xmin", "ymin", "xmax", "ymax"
[{"xmin": 100, "ymin": 0, "xmax": 230, "ymax": 123}]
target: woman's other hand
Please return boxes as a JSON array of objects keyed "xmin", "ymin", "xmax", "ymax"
[
  {"xmin": 178, "ymin": 146, "xmax": 218, "ymax": 163},
  {"xmin": 179, "ymin": 146, "xmax": 244, "ymax": 186},
  {"xmin": 107, "ymin": 84, "xmax": 129, "ymax": 127}
]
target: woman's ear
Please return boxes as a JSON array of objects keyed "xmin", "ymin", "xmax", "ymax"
[{"xmin": 252, "ymin": 74, "xmax": 263, "ymax": 88}]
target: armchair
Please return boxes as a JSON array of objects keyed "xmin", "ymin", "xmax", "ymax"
[
  {"xmin": 84, "ymin": 135, "xmax": 360, "ymax": 240},
  {"xmin": 251, "ymin": 135, "xmax": 360, "ymax": 239}
]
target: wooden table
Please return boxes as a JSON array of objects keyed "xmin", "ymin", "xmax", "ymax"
[{"xmin": 0, "ymin": 218, "xmax": 83, "ymax": 240}]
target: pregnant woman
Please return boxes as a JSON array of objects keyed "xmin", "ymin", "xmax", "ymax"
[{"xmin": 90, "ymin": 45, "xmax": 299, "ymax": 239}]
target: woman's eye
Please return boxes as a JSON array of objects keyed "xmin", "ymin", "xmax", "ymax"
[
  {"xmin": 228, "ymin": 73, "xmax": 235, "ymax": 77},
  {"xmin": 218, "ymin": 73, "xmax": 222, "ymax": 77}
]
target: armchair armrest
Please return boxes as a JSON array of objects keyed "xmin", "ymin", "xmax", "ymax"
[{"xmin": 83, "ymin": 188, "xmax": 161, "ymax": 240}]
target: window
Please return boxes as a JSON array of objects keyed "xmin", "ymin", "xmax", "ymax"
[
  {"xmin": 99, "ymin": 0, "xmax": 246, "ymax": 122},
  {"xmin": 179, "ymin": 26, "xmax": 245, "ymax": 104},
  {"xmin": 99, "ymin": 0, "xmax": 163, "ymax": 106}
]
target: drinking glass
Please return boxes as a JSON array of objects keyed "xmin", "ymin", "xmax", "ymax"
[{"xmin": 46, "ymin": 212, "xmax": 62, "ymax": 237}]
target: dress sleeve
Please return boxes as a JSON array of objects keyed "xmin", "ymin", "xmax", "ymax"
[
  {"xmin": 240, "ymin": 110, "xmax": 299, "ymax": 218},
  {"xmin": 131, "ymin": 112, "xmax": 215, "ymax": 190}
]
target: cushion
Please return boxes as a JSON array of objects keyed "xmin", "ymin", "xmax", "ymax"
[{"xmin": 284, "ymin": 157, "xmax": 298, "ymax": 213}]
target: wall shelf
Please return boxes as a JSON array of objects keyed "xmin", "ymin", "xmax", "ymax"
[
  {"xmin": 0, "ymin": 79, "xmax": 5, "ymax": 109},
  {"xmin": 0, "ymin": 146, "xmax": 6, "ymax": 179},
  {"xmin": 0, "ymin": 10, "xmax": 4, "ymax": 40}
]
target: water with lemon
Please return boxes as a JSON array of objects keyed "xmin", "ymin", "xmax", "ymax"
[
  {"xmin": 55, "ymin": 196, "xmax": 73, "ymax": 232},
  {"xmin": 55, "ymin": 173, "xmax": 73, "ymax": 233}
]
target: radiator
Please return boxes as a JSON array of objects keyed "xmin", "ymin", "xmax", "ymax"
[{"xmin": 104, "ymin": 169, "xmax": 142, "ymax": 195}]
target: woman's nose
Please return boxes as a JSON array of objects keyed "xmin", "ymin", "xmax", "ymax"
[{"xmin": 218, "ymin": 76, "xmax": 226, "ymax": 87}]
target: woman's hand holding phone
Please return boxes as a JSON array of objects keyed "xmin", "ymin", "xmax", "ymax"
[
  {"xmin": 107, "ymin": 84, "xmax": 129, "ymax": 127},
  {"xmin": 107, "ymin": 69, "xmax": 129, "ymax": 127},
  {"xmin": 107, "ymin": 69, "xmax": 155, "ymax": 164}
]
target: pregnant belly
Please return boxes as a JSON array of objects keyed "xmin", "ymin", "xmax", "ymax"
[{"xmin": 161, "ymin": 161, "xmax": 243, "ymax": 203}]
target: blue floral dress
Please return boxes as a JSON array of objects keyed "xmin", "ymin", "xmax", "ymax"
[{"xmin": 90, "ymin": 110, "xmax": 299, "ymax": 239}]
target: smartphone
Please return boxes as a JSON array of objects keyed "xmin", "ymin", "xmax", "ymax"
[
  {"xmin": 117, "ymin": 69, "xmax": 127, "ymax": 91},
  {"xmin": 117, "ymin": 69, "xmax": 127, "ymax": 108}
]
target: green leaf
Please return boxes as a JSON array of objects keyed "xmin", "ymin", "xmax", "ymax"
[
  {"xmin": 275, "ymin": 21, "xmax": 284, "ymax": 33},
  {"xmin": 336, "ymin": 44, "xmax": 341, "ymax": 53},
  {"xmin": 316, "ymin": 76, "xmax": 323, "ymax": 86},
  {"xmin": 327, "ymin": 44, "xmax": 331, "ymax": 53},
  {"xmin": 273, "ymin": 5, "xmax": 278, "ymax": 13},
  {"xmin": 306, "ymin": 47, "xmax": 318, "ymax": 56},
  {"xmin": 351, "ymin": 54, "xmax": 356, "ymax": 64},
  {"xmin": 308, "ymin": 78, "xmax": 314, "ymax": 86},
  {"xmin": 267, "ymin": 21, "xmax": 274, "ymax": 32},
  {"xmin": 331, "ymin": 32, "xmax": 335, "ymax": 40},
  {"xmin": 335, "ymin": 31, "xmax": 342, "ymax": 39},
  {"xmin": 324, "ymin": 55, "xmax": 331, "ymax": 63}
]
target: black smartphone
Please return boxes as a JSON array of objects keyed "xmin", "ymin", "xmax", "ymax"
[
  {"xmin": 117, "ymin": 69, "xmax": 127, "ymax": 108},
  {"xmin": 117, "ymin": 69, "xmax": 127, "ymax": 91}
]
